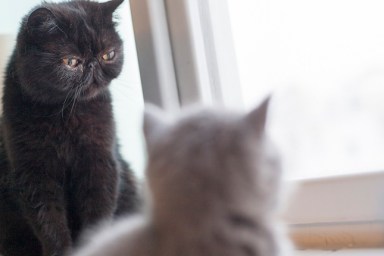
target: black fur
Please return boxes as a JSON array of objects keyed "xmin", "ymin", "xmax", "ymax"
[{"xmin": 0, "ymin": 1, "xmax": 137, "ymax": 255}]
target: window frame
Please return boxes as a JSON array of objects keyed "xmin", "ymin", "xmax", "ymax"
[
  {"xmin": 130, "ymin": 0, "xmax": 242, "ymax": 109},
  {"xmin": 129, "ymin": 0, "xmax": 180, "ymax": 111}
]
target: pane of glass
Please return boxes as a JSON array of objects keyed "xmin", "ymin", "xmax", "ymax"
[
  {"xmin": 111, "ymin": 1, "xmax": 145, "ymax": 177},
  {"xmin": 227, "ymin": 0, "xmax": 384, "ymax": 179},
  {"xmin": 0, "ymin": 1, "xmax": 145, "ymax": 176}
]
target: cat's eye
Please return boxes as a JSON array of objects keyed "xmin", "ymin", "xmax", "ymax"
[
  {"xmin": 102, "ymin": 50, "xmax": 115, "ymax": 61},
  {"xmin": 63, "ymin": 57, "xmax": 80, "ymax": 68}
]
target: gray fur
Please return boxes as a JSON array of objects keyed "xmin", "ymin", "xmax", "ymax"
[{"xmin": 72, "ymin": 98, "xmax": 291, "ymax": 256}]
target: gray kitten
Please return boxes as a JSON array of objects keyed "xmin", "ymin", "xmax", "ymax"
[{"xmin": 72, "ymin": 98, "xmax": 291, "ymax": 256}]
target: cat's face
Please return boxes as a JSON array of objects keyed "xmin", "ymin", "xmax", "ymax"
[
  {"xmin": 143, "ymin": 98, "xmax": 282, "ymax": 214},
  {"xmin": 15, "ymin": 0, "xmax": 124, "ymax": 104}
]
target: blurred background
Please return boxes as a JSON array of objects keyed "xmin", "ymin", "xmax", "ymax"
[{"xmin": 227, "ymin": 0, "xmax": 384, "ymax": 179}]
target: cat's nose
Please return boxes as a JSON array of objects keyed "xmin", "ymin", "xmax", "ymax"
[{"xmin": 88, "ymin": 60, "xmax": 97, "ymax": 69}]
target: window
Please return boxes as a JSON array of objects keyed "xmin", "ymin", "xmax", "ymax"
[
  {"xmin": 129, "ymin": 0, "xmax": 384, "ymax": 251},
  {"xmin": 227, "ymin": 0, "xmax": 384, "ymax": 179},
  {"xmin": 132, "ymin": 0, "xmax": 384, "ymax": 180}
]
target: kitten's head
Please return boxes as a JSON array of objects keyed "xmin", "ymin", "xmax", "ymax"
[
  {"xmin": 143, "ymin": 98, "xmax": 282, "ymax": 219},
  {"xmin": 15, "ymin": 0, "xmax": 125, "ymax": 104}
]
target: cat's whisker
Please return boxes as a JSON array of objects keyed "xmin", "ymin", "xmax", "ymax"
[
  {"xmin": 61, "ymin": 90, "xmax": 74, "ymax": 118},
  {"xmin": 68, "ymin": 85, "xmax": 81, "ymax": 118}
]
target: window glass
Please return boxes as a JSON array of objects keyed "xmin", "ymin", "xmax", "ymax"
[{"xmin": 227, "ymin": 0, "xmax": 384, "ymax": 179}]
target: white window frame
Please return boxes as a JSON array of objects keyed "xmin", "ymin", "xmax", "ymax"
[
  {"xmin": 129, "ymin": 0, "xmax": 179, "ymax": 111},
  {"xmin": 130, "ymin": 0, "xmax": 242, "ymax": 110},
  {"xmin": 129, "ymin": 0, "xmax": 384, "ymax": 251}
]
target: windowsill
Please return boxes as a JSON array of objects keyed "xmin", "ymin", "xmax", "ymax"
[
  {"xmin": 296, "ymin": 249, "xmax": 384, "ymax": 256},
  {"xmin": 284, "ymin": 171, "xmax": 384, "ymax": 250}
]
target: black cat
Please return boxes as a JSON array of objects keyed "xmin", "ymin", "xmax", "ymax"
[{"xmin": 0, "ymin": 0, "xmax": 137, "ymax": 255}]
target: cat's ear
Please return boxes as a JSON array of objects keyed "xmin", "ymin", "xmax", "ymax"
[
  {"xmin": 143, "ymin": 104, "xmax": 168, "ymax": 149},
  {"xmin": 26, "ymin": 8, "xmax": 57, "ymax": 35},
  {"xmin": 243, "ymin": 95, "xmax": 271, "ymax": 135},
  {"xmin": 101, "ymin": 0, "xmax": 125, "ymax": 15}
]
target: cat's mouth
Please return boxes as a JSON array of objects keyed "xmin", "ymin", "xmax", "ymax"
[
  {"xmin": 81, "ymin": 82, "xmax": 106, "ymax": 100},
  {"xmin": 79, "ymin": 72, "xmax": 109, "ymax": 100}
]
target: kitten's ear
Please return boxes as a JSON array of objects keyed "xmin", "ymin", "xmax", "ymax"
[
  {"xmin": 26, "ymin": 8, "xmax": 57, "ymax": 35},
  {"xmin": 143, "ymin": 104, "xmax": 168, "ymax": 149},
  {"xmin": 101, "ymin": 0, "xmax": 125, "ymax": 14},
  {"xmin": 243, "ymin": 96, "xmax": 271, "ymax": 135}
]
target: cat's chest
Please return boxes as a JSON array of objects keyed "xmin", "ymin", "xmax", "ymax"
[
  {"xmin": 35, "ymin": 110, "xmax": 114, "ymax": 162},
  {"xmin": 51, "ymin": 110, "xmax": 113, "ymax": 144},
  {"xmin": 6, "ymin": 99, "xmax": 115, "ymax": 162},
  {"xmin": 28, "ymin": 106, "xmax": 114, "ymax": 151}
]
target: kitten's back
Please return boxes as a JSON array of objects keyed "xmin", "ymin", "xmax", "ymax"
[{"xmin": 72, "ymin": 99, "xmax": 291, "ymax": 256}]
